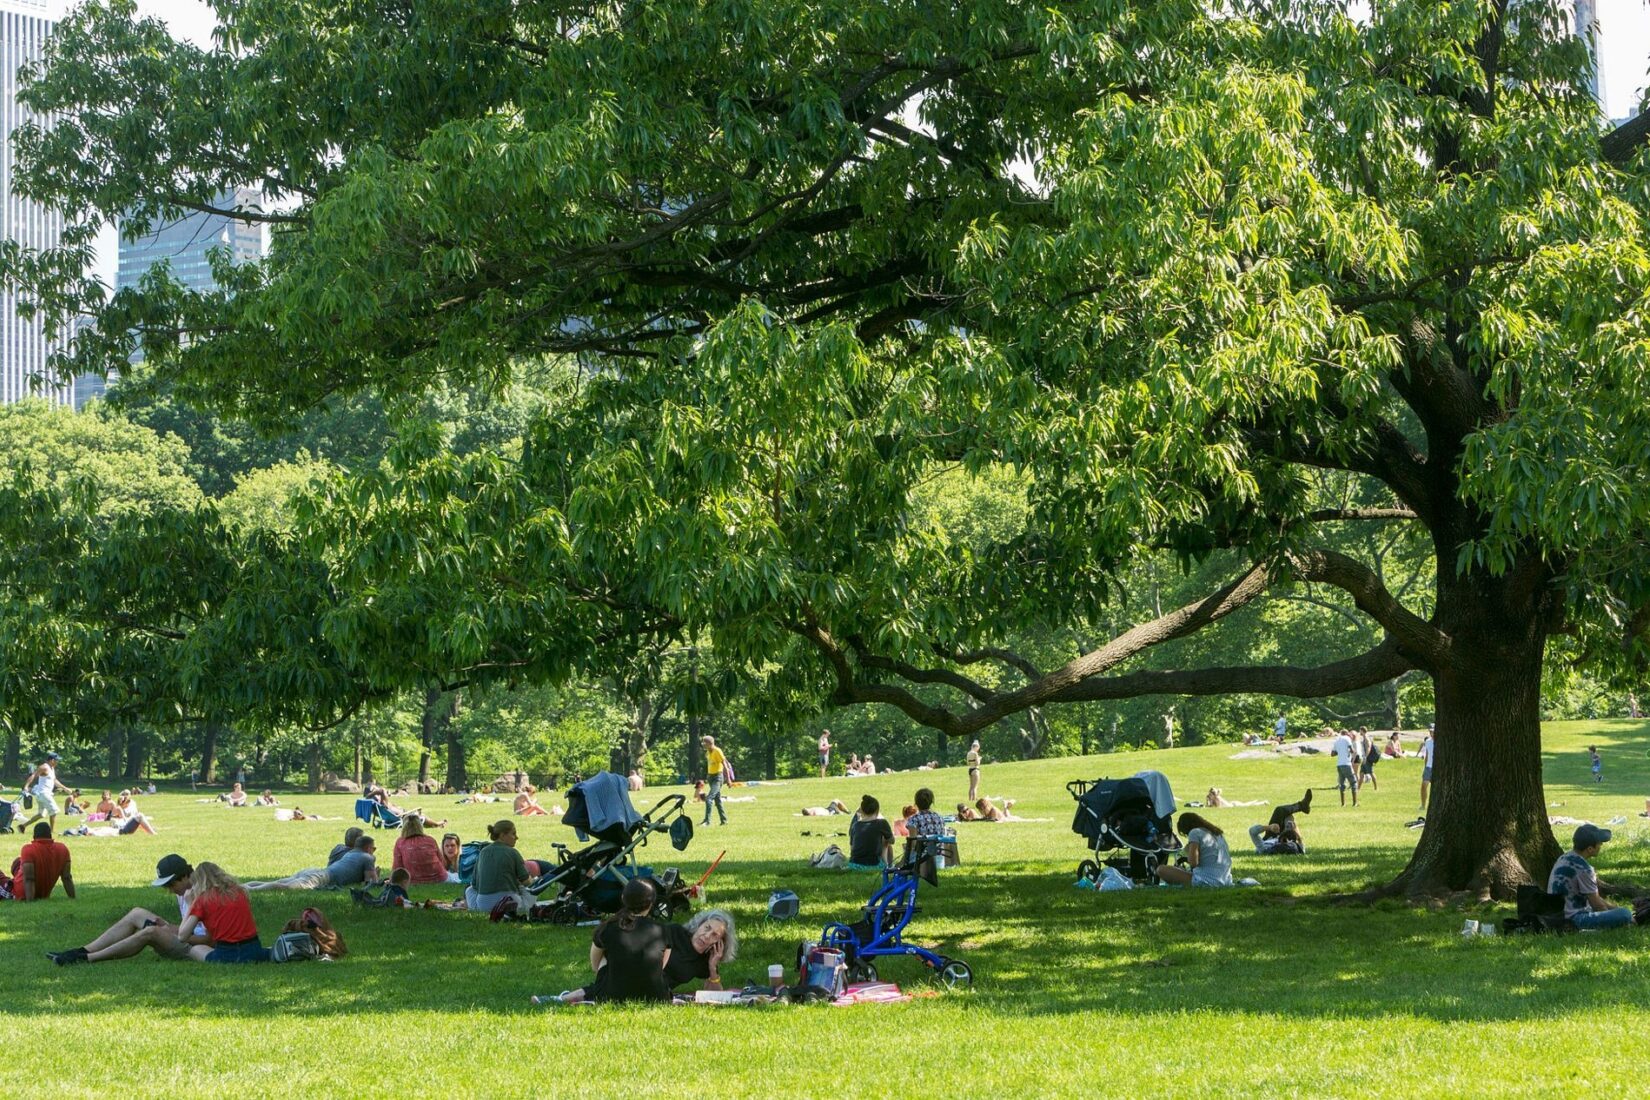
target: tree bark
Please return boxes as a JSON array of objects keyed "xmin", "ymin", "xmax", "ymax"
[
  {"xmin": 307, "ymin": 740, "xmax": 323, "ymax": 793},
  {"xmin": 1382, "ymin": 677, "xmax": 1402, "ymax": 730},
  {"xmin": 105, "ymin": 726, "xmax": 124, "ymax": 781},
  {"xmin": 4, "ymin": 724, "xmax": 20, "ymax": 778},
  {"xmin": 1381, "ymin": 575, "xmax": 1558, "ymax": 901},
  {"xmin": 124, "ymin": 728, "xmax": 147, "ymax": 780},
  {"xmin": 198, "ymin": 723, "xmax": 219, "ymax": 786},
  {"xmin": 443, "ymin": 691, "xmax": 467, "ymax": 790}
]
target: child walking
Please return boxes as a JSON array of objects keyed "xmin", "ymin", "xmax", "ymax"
[{"xmin": 1589, "ymin": 746, "xmax": 1602, "ymax": 784}]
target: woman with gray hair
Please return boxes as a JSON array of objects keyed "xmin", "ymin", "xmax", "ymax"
[{"xmin": 552, "ymin": 906, "xmax": 738, "ymax": 1003}]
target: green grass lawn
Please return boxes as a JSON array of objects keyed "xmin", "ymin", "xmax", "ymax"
[{"xmin": 5, "ymin": 719, "xmax": 1650, "ymax": 1097}]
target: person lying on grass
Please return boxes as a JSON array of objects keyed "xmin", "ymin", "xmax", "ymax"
[
  {"xmin": 974, "ymin": 797, "xmax": 1020, "ymax": 822},
  {"xmin": 1247, "ymin": 792, "xmax": 1312, "ymax": 855},
  {"xmin": 558, "ymin": 907, "xmax": 738, "ymax": 1003},
  {"xmin": 847, "ymin": 795, "xmax": 894, "ymax": 869},
  {"xmin": 53, "ymin": 858, "xmax": 267, "ymax": 965},
  {"xmin": 800, "ymin": 799, "xmax": 851, "ymax": 816},
  {"xmin": 1549, "ymin": 824, "xmax": 1635, "ymax": 931},
  {"xmin": 1154, "ymin": 813, "xmax": 1233, "ymax": 887},
  {"xmin": 245, "ymin": 833, "xmax": 380, "ymax": 891}
]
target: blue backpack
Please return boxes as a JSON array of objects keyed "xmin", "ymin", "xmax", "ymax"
[{"xmin": 457, "ymin": 840, "xmax": 490, "ymax": 885}]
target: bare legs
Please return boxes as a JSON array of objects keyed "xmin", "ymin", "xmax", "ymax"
[{"xmin": 83, "ymin": 918, "xmax": 193, "ymax": 962}]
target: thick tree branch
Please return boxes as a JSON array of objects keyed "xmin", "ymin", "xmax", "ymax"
[
  {"xmin": 1306, "ymin": 507, "xmax": 1418, "ymax": 523},
  {"xmin": 1046, "ymin": 637, "xmax": 1416, "ymax": 703},
  {"xmin": 1287, "ymin": 549, "xmax": 1450, "ymax": 669}
]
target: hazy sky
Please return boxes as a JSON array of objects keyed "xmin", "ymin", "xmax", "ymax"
[{"xmin": 126, "ymin": 0, "xmax": 1650, "ymax": 120}]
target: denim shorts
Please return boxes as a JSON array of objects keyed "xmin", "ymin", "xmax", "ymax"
[{"xmin": 204, "ymin": 938, "xmax": 268, "ymax": 964}]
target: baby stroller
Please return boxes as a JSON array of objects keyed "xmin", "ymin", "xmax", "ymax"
[
  {"xmin": 1068, "ymin": 769, "xmax": 1182, "ymax": 883},
  {"xmin": 0, "ymin": 798, "xmax": 15, "ymax": 833},
  {"xmin": 526, "ymin": 776, "xmax": 695, "ymax": 924},
  {"xmin": 816, "ymin": 835, "xmax": 973, "ymax": 989}
]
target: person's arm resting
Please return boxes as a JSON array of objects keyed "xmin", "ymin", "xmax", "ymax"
[{"xmin": 61, "ymin": 866, "xmax": 74, "ymax": 900}]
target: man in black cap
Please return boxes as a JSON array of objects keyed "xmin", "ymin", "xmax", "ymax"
[
  {"xmin": 48, "ymin": 854, "xmax": 204, "ymax": 965},
  {"xmin": 18, "ymin": 751, "xmax": 64, "ymax": 832},
  {"xmin": 1548, "ymin": 824, "xmax": 1634, "ymax": 931}
]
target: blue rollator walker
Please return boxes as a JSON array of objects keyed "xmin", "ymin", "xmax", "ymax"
[{"xmin": 819, "ymin": 835, "xmax": 973, "ymax": 989}]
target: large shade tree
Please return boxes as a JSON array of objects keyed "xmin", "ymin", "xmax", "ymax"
[{"xmin": 4, "ymin": 0, "xmax": 1650, "ymax": 898}]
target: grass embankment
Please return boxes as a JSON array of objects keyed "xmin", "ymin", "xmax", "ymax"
[{"xmin": 3, "ymin": 719, "xmax": 1648, "ymax": 1097}]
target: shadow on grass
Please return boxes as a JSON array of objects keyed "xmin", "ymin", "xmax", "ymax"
[{"xmin": 9, "ymin": 856, "xmax": 1650, "ymax": 1025}]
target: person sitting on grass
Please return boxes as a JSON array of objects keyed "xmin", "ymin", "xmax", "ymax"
[
  {"xmin": 245, "ymin": 833, "xmax": 380, "ymax": 891},
  {"xmin": 65, "ymin": 861, "xmax": 266, "ymax": 964},
  {"xmin": 393, "ymin": 815, "xmax": 453, "ymax": 885},
  {"xmin": 846, "ymin": 795, "xmax": 894, "ymax": 870},
  {"xmin": 800, "ymin": 799, "xmax": 851, "ymax": 816},
  {"xmin": 355, "ymin": 867, "xmax": 413, "ymax": 908},
  {"xmin": 62, "ymin": 790, "xmax": 85, "ymax": 815},
  {"xmin": 11, "ymin": 822, "xmax": 74, "ymax": 902},
  {"xmin": 50, "ymin": 854, "xmax": 205, "ymax": 965},
  {"xmin": 224, "ymin": 782, "xmax": 248, "ymax": 807},
  {"xmin": 109, "ymin": 791, "xmax": 158, "ymax": 835},
  {"xmin": 92, "ymin": 789, "xmax": 116, "ymax": 821},
  {"xmin": 580, "ymin": 877, "xmax": 671, "ymax": 1003},
  {"xmin": 440, "ymin": 832, "xmax": 463, "ymax": 879},
  {"xmin": 1247, "ymin": 791, "xmax": 1312, "ymax": 855},
  {"xmin": 558, "ymin": 907, "xmax": 737, "ymax": 1003},
  {"xmin": 1154, "ymin": 813, "xmax": 1233, "ymax": 887},
  {"xmin": 1384, "ymin": 731, "xmax": 1404, "ymax": 758},
  {"xmin": 257, "ymin": 790, "xmax": 279, "ymax": 807},
  {"xmin": 465, "ymin": 820, "xmax": 533, "ymax": 913},
  {"xmin": 905, "ymin": 788, "xmax": 948, "ymax": 839},
  {"xmin": 1549, "ymin": 824, "xmax": 1634, "ymax": 931},
  {"xmin": 892, "ymin": 804, "xmax": 919, "ymax": 837},
  {"xmin": 514, "ymin": 785, "xmax": 549, "ymax": 816}
]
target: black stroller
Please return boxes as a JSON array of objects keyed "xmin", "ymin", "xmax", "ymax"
[
  {"xmin": 525, "ymin": 775, "xmax": 695, "ymax": 924},
  {"xmin": 1068, "ymin": 770, "xmax": 1182, "ymax": 883}
]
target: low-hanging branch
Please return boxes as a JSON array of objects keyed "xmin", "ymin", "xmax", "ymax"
[{"xmin": 797, "ymin": 548, "xmax": 1445, "ymax": 737}]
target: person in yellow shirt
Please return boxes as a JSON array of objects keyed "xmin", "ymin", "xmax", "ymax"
[{"xmin": 701, "ymin": 736, "xmax": 728, "ymax": 826}]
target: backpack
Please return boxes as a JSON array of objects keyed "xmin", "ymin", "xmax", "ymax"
[
  {"xmin": 457, "ymin": 840, "xmax": 489, "ymax": 885},
  {"xmin": 270, "ymin": 931, "xmax": 321, "ymax": 963},
  {"xmin": 809, "ymin": 844, "xmax": 847, "ymax": 870},
  {"xmin": 280, "ymin": 907, "xmax": 348, "ymax": 958}
]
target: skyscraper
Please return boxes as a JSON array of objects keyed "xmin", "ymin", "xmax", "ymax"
[
  {"xmin": 1572, "ymin": 0, "xmax": 1602, "ymax": 105},
  {"xmin": 72, "ymin": 188, "xmax": 265, "ymax": 408},
  {"xmin": 0, "ymin": 0, "xmax": 65, "ymax": 406},
  {"xmin": 115, "ymin": 189, "xmax": 264, "ymax": 295}
]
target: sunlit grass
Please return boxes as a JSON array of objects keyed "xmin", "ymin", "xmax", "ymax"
[{"xmin": 3, "ymin": 719, "xmax": 1648, "ymax": 1096}]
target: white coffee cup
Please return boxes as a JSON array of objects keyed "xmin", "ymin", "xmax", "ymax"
[{"xmin": 768, "ymin": 964, "xmax": 784, "ymax": 989}]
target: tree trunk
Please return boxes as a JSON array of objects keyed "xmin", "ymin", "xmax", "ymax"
[
  {"xmin": 105, "ymin": 726, "xmax": 125, "ymax": 781},
  {"xmin": 1382, "ymin": 677, "xmax": 1402, "ymax": 730},
  {"xmin": 362, "ymin": 751, "xmax": 373, "ymax": 788},
  {"xmin": 444, "ymin": 692, "xmax": 467, "ymax": 790},
  {"xmin": 4, "ymin": 724, "xmax": 20, "ymax": 778},
  {"xmin": 352, "ymin": 734, "xmax": 362, "ymax": 787},
  {"xmin": 199, "ymin": 723, "xmax": 219, "ymax": 786},
  {"xmin": 418, "ymin": 685, "xmax": 440, "ymax": 787},
  {"xmin": 764, "ymin": 738, "xmax": 776, "ymax": 780},
  {"xmin": 124, "ymin": 728, "xmax": 147, "ymax": 779},
  {"xmin": 307, "ymin": 740, "xmax": 323, "ymax": 793},
  {"xmin": 1383, "ymin": 588, "xmax": 1557, "ymax": 901}
]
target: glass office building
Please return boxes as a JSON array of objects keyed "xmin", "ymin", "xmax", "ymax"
[{"xmin": 0, "ymin": 0, "xmax": 65, "ymax": 406}]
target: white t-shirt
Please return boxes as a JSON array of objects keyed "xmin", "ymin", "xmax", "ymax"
[
  {"xmin": 1331, "ymin": 735, "xmax": 1353, "ymax": 766},
  {"xmin": 178, "ymin": 892, "xmax": 206, "ymax": 938},
  {"xmin": 1421, "ymin": 737, "xmax": 1435, "ymax": 766}
]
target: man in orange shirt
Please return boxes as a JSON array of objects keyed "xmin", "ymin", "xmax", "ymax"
[{"xmin": 13, "ymin": 822, "xmax": 75, "ymax": 901}]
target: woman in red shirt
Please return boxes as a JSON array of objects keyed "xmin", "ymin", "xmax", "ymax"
[
  {"xmin": 392, "ymin": 816, "xmax": 453, "ymax": 885},
  {"xmin": 182, "ymin": 862, "xmax": 267, "ymax": 963}
]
